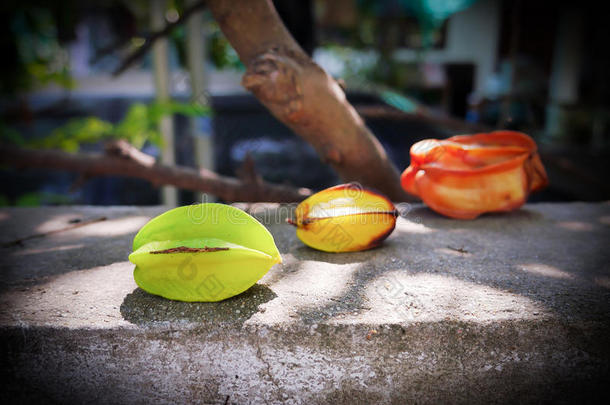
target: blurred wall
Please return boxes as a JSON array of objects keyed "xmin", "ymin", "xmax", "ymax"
[{"xmin": 394, "ymin": 0, "xmax": 500, "ymax": 95}]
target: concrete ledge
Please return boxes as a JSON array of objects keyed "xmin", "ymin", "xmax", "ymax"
[{"xmin": 1, "ymin": 203, "xmax": 609, "ymax": 403}]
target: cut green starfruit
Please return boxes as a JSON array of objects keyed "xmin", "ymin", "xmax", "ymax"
[{"xmin": 128, "ymin": 203, "xmax": 281, "ymax": 302}]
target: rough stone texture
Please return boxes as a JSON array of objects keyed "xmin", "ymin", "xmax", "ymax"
[{"xmin": 1, "ymin": 203, "xmax": 609, "ymax": 404}]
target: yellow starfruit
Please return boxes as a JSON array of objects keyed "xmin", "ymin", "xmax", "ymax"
[{"xmin": 288, "ymin": 184, "xmax": 398, "ymax": 252}]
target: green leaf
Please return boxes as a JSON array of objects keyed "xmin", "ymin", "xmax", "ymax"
[
  {"xmin": 15, "ymin": 192, "xmax": 41, "ymax": 207},
  {"xmin": 115, "ymin": 103, "xmax": 159, "ymax": 148},
  {"xmin": 28, "ymin": 117, "xmax": 113, "ymax": 151},
  {"xmin": 13, "ymin": 99, "xmax": 212, "ymax": 153}
]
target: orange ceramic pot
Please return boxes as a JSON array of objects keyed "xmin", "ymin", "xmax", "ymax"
[{"xmin": 401, "ymin": 131, "xmax": 548, "ymax": 219}]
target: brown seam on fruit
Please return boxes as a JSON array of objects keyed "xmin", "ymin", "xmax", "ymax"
[
  {"xmin": 286, "ymin": 217, "xmax": 318, "ymax": 227},
  {"xmin": 303, "ymin": 210, "xmax": 399, "ymax": 223},
  {"xmin": 287, "ymin": 208, "xmax": 398, "ymax": 229},
  {"xmin": 150, "ymin": 246, "xmax": 230, "ymax": 254}
]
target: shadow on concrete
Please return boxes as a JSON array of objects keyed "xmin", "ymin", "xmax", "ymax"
[
  {"xmin": 0, "ymin": 207, "xmax": 160, "ymax": 290},
  {"xmin": 293, "ymin": 261, "xmax": 376, "ymax": 324},
  {"xmin": 255, "ymin": 206, "xmax": 559, "ymax": 324},
  {"xmin": 332, "ymin": 205, "xmax": 609, "ymax": 323},
  {"xmin": 290, "ymin": 244, "xmax": 387, "ymax": 265},
  {"xmin": 2, "ymin": 204, "xmax": 609, "ymax": 326},
  {"xmin": 120, "ymin": 283, "xmax": 276, "ymax": 326},
  {"xmin": 403, "ymin": 205, "xmax": 546, "ymax": 231},
  {"xmin": 268, "ymin": 202, "xmax": 610, "ymax": 325}
]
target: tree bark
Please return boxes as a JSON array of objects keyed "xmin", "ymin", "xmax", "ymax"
[
  {"xmin": 208, "ymin": 0, "xmax": 412, "ymax": 201},
  {"xmin": 0, "ymin": 142, "xmax": 311, "ymax": 203}
]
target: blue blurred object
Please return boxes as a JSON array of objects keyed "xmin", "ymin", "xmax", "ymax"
[
  {"xmin": 359, "ymin": 0, "xmax": 478, "ymax": 46},
  {"xmin": 380, "ymin": 90, "xmax": 419, "ymax": 113}
]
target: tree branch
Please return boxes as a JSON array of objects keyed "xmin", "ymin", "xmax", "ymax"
[
  {"xmin": 207, "ymin": 0, "xmax": 413, "ymax": 201},
  {"xmin": 0, "ymin": 142, "xmax": 312, "ymax": 203},
  {"xmin": 112, "ymin": 0, "xmax": 207, "ymax": 76}
]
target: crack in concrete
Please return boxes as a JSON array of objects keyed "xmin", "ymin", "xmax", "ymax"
[{"xmin": 254, "ymin": 338, "xmax": 285, "ymax": 403}]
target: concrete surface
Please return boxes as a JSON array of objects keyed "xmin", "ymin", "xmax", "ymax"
[{"xmin": 1, "ymin": 203, "xmax": 609, "ymax": 404}]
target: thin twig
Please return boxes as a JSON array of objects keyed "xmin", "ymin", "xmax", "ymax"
[
  {"xmin": 113, "ymin": 0, "xmax": 207, "ymax": 76},
  {"xmin": 90, "ymin": 37, "xmax": 131, "ymax": 64},
  {"xmin": 2, "ymin": 217, "xmax": 107, "ymax": 248}
]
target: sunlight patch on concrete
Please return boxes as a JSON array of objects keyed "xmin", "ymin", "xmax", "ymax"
[
  {"xmin": 248, "ymin": 260, "xmax": 359, "ymax": 325},
  {"xmin": 330, "ymin": 271, "xmax": 546, "ymax": 324},
  {"xmin": 556, "ymin": 221, "xmax": 594, "ymax": 232},
  {"xmin": 395, "ymin": 217, "xmax": 435, "ymax": 234},
  {"xmin": 0, "ymin": 261, "xmax": 136, "ymax": 329},
  {"xmin": 34, "ymin": 214, "xmax": 86, "ymax": 233},
  {"xmin": 35, "ymin": 214, "xmax": 149, "ymax": 238},
  {"xmin": 12, "ymin": 243, "xmax": 84, "ymax": 256},
  {"xmin": 71, "ymin": 216, "xmax": 150, "ymax": 237},
  {"xmin": 518, "ymin": 263, "xmax": 573, "ymax": 280}
]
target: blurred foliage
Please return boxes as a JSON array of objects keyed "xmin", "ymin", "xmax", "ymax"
[
  {"xmin": 358, "ymin": 0, "xmax": 477, "ymax": 48},
  {"xmin": 316, "ymin": 0, "xmax": 478, "ymax": 91},
  {"xmin": 14, "ymin": 191, "xmax": 72, "ymax": 206},
  {"xmin": 315, "ymin": 45, "xmax": 422, "ymax": 111},
  {"xmin": 0, "ymin": 0, "xmax": 242, "ymax": 96},
  {"xmin": 0, "ymin": 1, "xmax": 77, "ymax": 94},
  {"xmin": 0, "ymin": 123, "xmax": 26, "ymax": 147},
  {"xmin": 1, "ymin": 101, "xmax": 212, "ymax": 152},
  {"xmin": 0, "ymin": 191, "xmax": 72, "ymax": 207},
  {"xmin": 207, "ymin": 20, "xmax": 244, "ymax": 70},
  {"xmin": 0, "ymin": 0, "xmax": 220, "ymax": 160}
]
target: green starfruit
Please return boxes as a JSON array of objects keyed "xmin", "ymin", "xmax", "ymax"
[{"xmin": 128, "ymin": 203, "xmax": 281, "ymax": 302}]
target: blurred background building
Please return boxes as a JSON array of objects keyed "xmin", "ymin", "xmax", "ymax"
[{"xmin": 1, "ymin": 0, "xmax": 608, "ymax": 205}]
